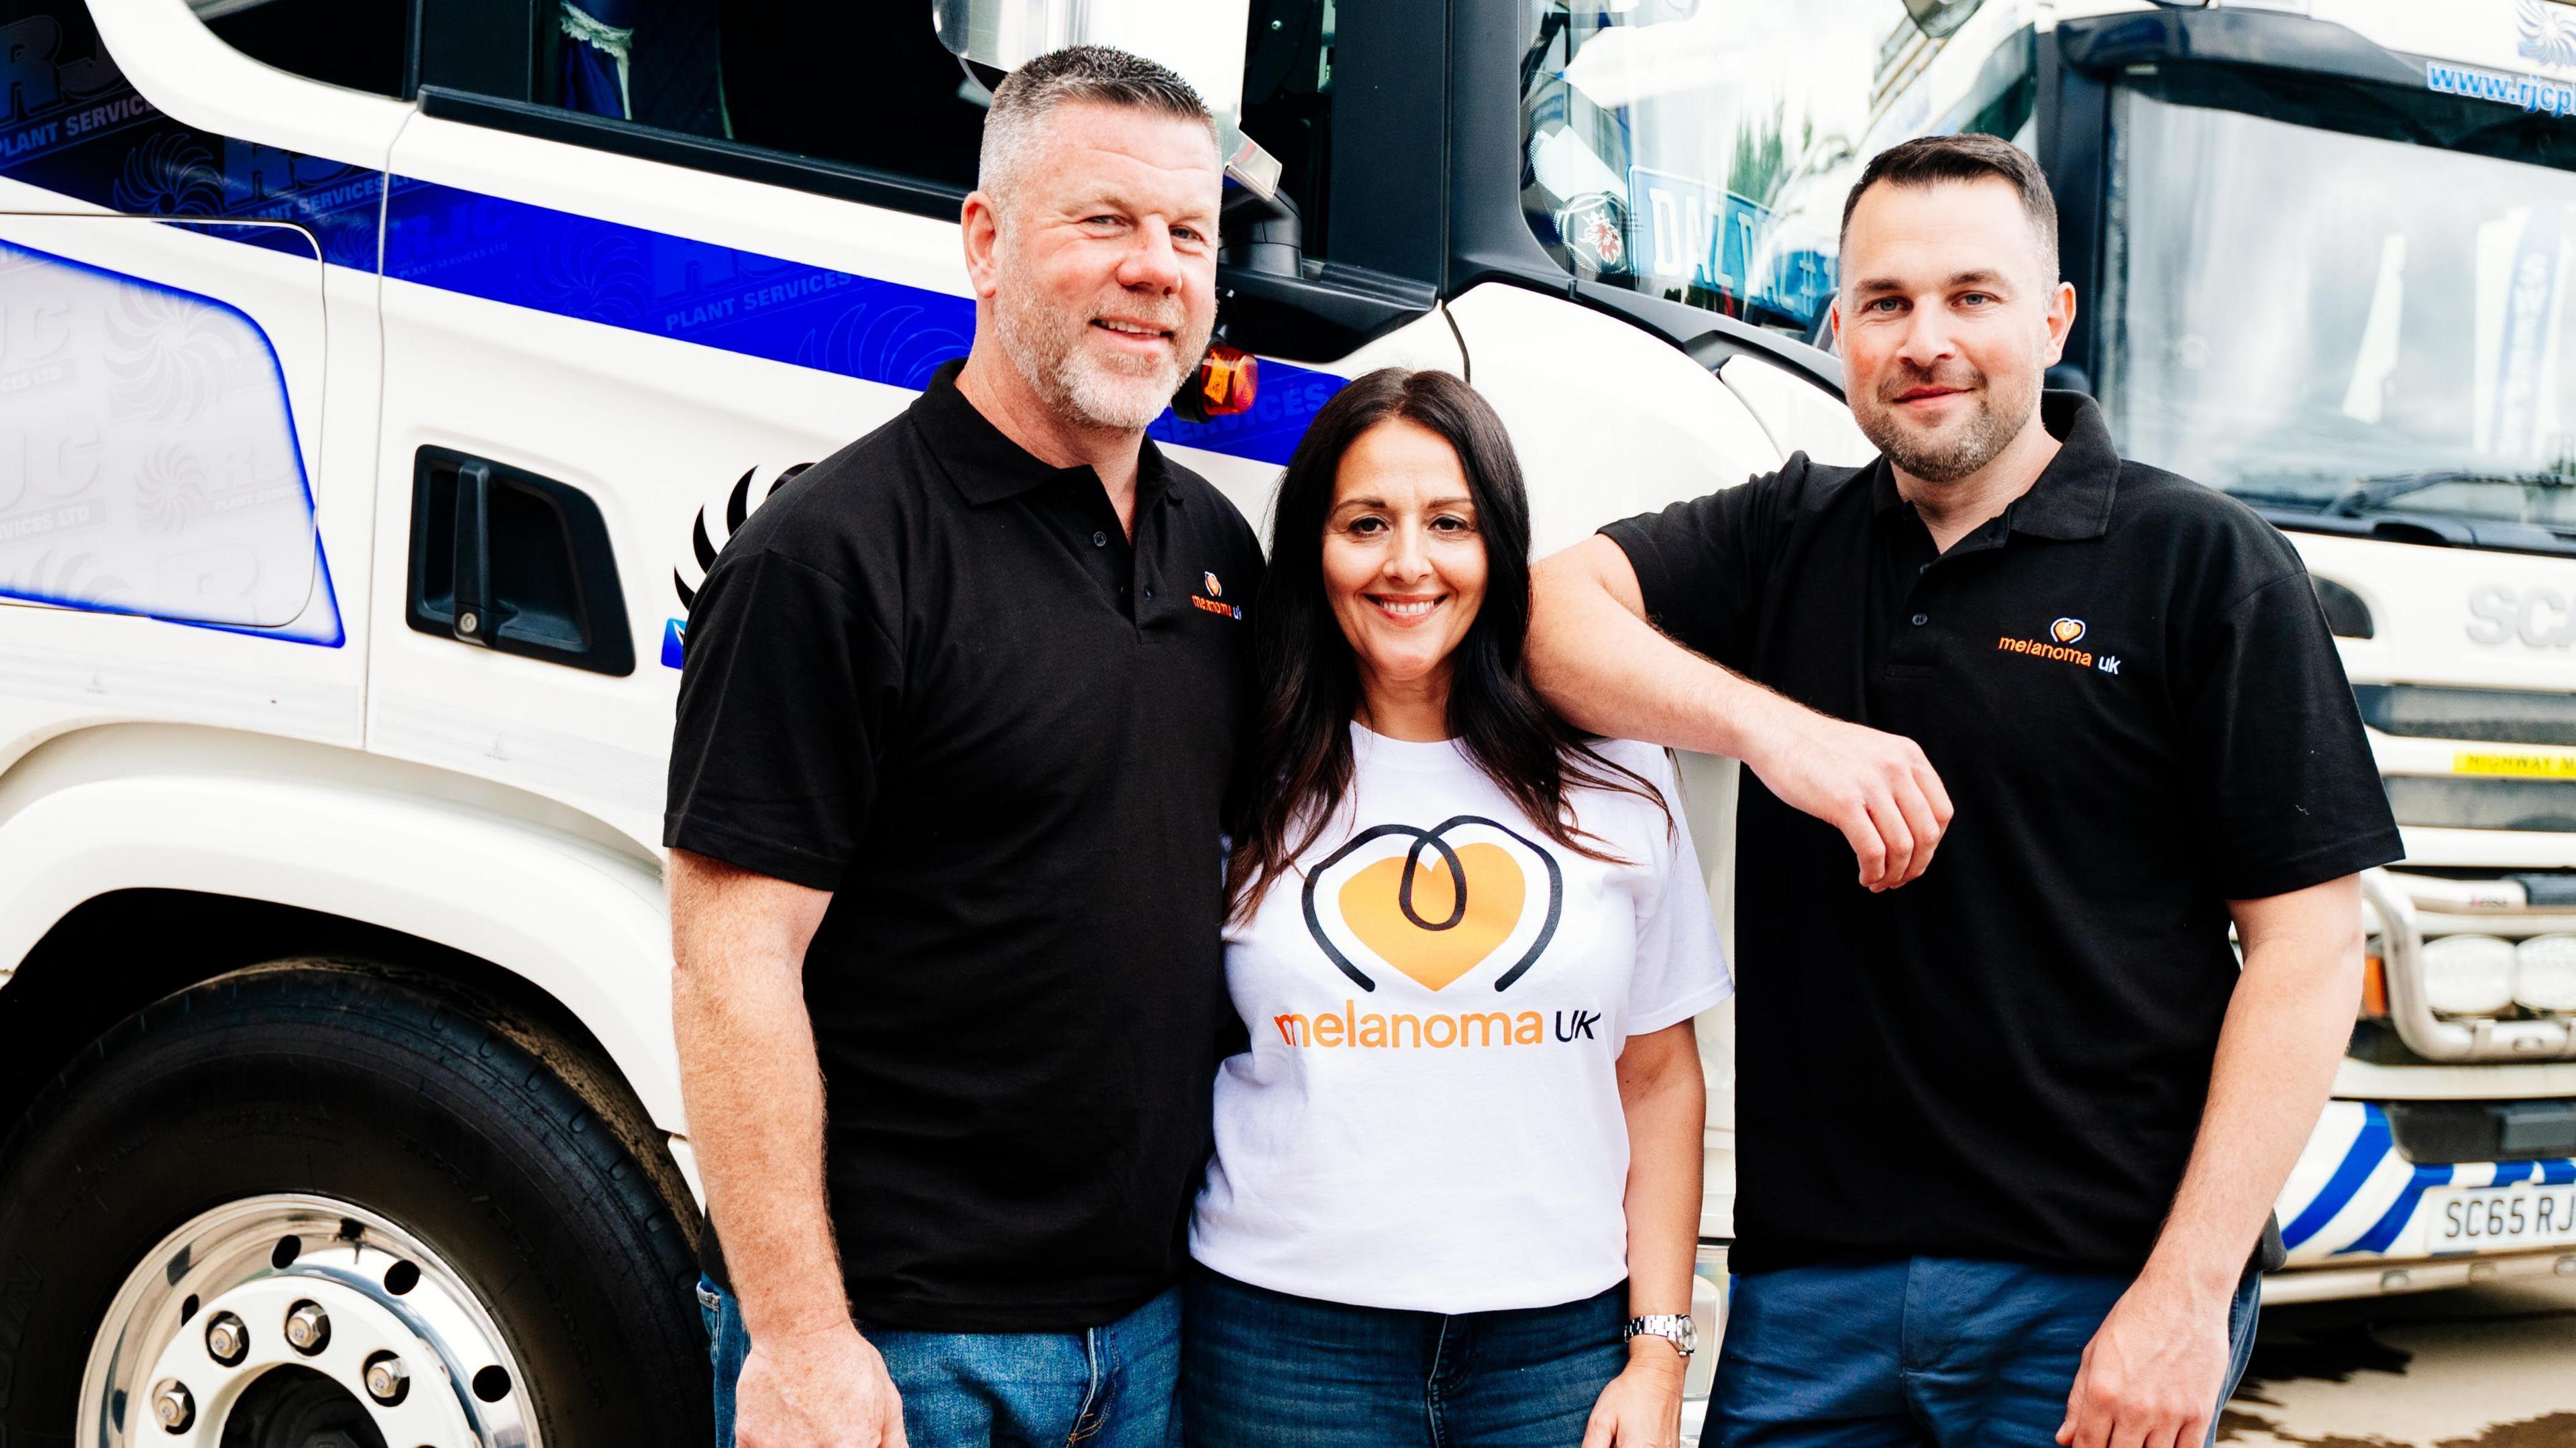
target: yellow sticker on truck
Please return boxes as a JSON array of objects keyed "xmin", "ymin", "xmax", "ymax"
[{"xmin": 2453, "ymin": 750, "xmax": 2576, "ymax": 779}]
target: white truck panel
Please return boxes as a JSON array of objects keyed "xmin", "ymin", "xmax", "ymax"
[{"xmin": 0, "ymin": 724, "xmax": 685, "ymax": 1128}]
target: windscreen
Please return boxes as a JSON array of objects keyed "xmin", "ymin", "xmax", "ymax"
[
  {"xmin": 2104, "ymin": 78, "xmax": 2576, "ymax": 531},
  {"xmin": 1517, "ymin": 0, "xmax": 2034, "ymax": 339}
]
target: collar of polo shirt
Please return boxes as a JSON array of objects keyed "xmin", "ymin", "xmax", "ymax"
[
  {"xmin": 1868, "ymin": 390, "xmax": 2120, "ymax": 543},
  {"xmin": 917, "ymin": 359, "xmax": 1182, "ymax": 512}
]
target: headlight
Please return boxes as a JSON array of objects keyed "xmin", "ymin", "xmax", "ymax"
[
  {"xmin": 2420, "ymin": 934, "xmax": 2518, "ymax": 1016},
  {"xmin": 2515, "ymin": 934, "xmax": 2576, "ymax": 1013}
]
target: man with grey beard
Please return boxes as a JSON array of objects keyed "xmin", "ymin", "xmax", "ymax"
[
  {"xmin": 1530, "ymin": 134, "xmax": 2398, "ymax": 1448},
  {"xmin": 664, "ymin": 45, "xmax": 1256, "ymax": 1448}
]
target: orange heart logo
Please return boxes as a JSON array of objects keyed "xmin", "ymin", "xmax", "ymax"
[
  {"xmin": 1338, "ymin": 843, "xmax": 1527, "ymax": 992},
  {"xmin": 2051, "ymin": 617, "xmax": 2086, "ymax": 645},
  {"xmin": 1302, "ymin": 817, "xmax": 1564, "ymax": 995}
]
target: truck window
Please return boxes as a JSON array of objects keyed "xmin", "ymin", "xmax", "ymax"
[
  {"xmin": 2100, "ymin": 62, "xmax": 2576, "ymax": 531},
  {"xmin": 1517, "ymin": 0, "xmax": 2033, "ymax": 342},
  {"xmin": 416, "ymin": 0, "xmax": 1356, "ymax": 264},
  {"xmin": 406, "ymin": 0, "xmax": 1001, "ymax": 198},
  {"xmin": 191, "ymin": 0, "xmax": 409, "ymax": 98}
]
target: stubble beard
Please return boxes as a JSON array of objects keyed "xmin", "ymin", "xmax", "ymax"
[
  {"xmin": 1854, "ymin": 359, "xmax": 2037, "ymax": 486},
  {"xmin": 994, "ymin": 244, "xmax": 1210, "ymax": 433}
]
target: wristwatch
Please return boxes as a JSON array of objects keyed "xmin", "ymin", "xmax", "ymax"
[{"xmin": 1623, "ymin": 1313, "xmax": 1697, "ymax": 1359}]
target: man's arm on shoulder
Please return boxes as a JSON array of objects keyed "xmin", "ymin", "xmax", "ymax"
[
  {"xmin": 2058, "ymin": 874, "xmax": 2364, "ymax": 1448},
  {"xmin": 1529, "ymin": 532, "xmax": 1952, "ymax": 891},
  {"xmin": 670, "ymin": 850, "xmax": 908, "ymax": 1448}
]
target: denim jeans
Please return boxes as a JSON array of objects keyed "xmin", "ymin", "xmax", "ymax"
[
  {"xmin": 1181, "ymin": 1264, "xmax": 1629, "ymax": 1448},
  {"xmin": 699, "ymin": 1276, "xmax": 1181, "ymax": 1448},
  {"xmin": 1703, "ymin": 1258, "xmax": 2263, "ymax": 1448}
]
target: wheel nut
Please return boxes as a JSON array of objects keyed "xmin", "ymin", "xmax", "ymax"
[
  {"xmin": 151, "ymin": 1379, "xmax": 194, "ymax": 1433},
  {"xmin": 363, "ymin": 1350, "xmax": 410, "ymax": 1405},
  {"xmin": 204, "ymin": 1311, "xmax": 248, "ymax": 1366},
  {"xmin": 284, "ymin": 1300, "xmax": 330, "ymax": 1354}
]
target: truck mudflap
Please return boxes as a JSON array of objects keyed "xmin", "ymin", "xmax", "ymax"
[{"xmin": 2277, "ymin": 1101, "xmax": 2576, "ymax": 1269}]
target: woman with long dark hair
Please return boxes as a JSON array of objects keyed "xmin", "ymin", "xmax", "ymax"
[{"xmin": 1184, "ymin": 368, "xmax": 1731, "ymax": 1447}]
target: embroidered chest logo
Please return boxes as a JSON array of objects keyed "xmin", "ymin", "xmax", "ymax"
[
  {"xmin": 1999, "ymin": 615, "xmax": 2120, "ymax": 675},
  {"xmin": 1191, "ymin": 569, "xmax": 1242, "ymax": 619}
]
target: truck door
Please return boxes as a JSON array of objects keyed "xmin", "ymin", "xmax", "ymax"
[{"xmin": 0, "ymin": 1, "xmax": 400, "ymax": 748}]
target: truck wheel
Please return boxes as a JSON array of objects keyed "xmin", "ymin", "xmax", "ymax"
[{"xmin": 0, "ymin": 960, "xmax": 710, "ymax": 1447}]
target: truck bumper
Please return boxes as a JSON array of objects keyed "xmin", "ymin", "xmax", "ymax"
[{"xmin": 2271, "ymin": 1099, "xmax": 2576, "ymax": 1300}]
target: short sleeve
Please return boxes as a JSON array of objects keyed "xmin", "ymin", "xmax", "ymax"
[
  {"xmin": 1598, "ymin": 465, "xmax": 1796, "ymax": 669},
  {"xmin": 664, "ymin": 549, "xmax": 898, "ymax": 891},
  {"xmin": 2184, "ymin": 570, "xmax": 2403, "ymax": 900},
  {"xmin": 1619, "ymin": 748, "xmax": 1736, "ymax": 1035}
]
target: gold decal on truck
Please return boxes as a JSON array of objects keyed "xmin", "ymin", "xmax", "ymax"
[{"xmin": 2452, "ymin": 750, "xmax": 2576, "ymax": 779}]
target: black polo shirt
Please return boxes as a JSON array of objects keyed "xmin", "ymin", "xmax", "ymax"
[
  {"xmin": 1604, "ymin": 392, "xmax": 2400, "ymax": 1276},
  {"xmin": 665, "ymin": 359, "xmax": 1263, "ymax": 1331}
]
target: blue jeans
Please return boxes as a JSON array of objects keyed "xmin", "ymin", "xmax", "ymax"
[
  {"xmin": 1182, "ymin": 1264, "xmax": 1629, "ymax": 1447},
  {"xmin": 699, "ymin": 1276, "xmax": 1181, "ymax": 1448},
  {"xmin": 1704, "ymin": 1258, "xmax": 2263, "ymax": 1448}
]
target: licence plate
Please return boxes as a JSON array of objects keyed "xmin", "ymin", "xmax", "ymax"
[{"xmin": 2426, "ymin": 1181, "xmax": 2576, "ymax": 1248}]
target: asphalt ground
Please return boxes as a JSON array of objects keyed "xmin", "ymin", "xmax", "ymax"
[{"xmin": 2221, "ymin": 1274, "xmax": 2576, "ymax": 1447}]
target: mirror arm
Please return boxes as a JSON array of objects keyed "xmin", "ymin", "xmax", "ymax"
[{"xmin": 1222, "ymin": 183, "xmax": 1301, "ymax": 280}]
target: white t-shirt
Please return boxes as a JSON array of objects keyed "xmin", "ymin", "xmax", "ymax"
[{"xmin": 1191, "ymin": 724, "xmax": 1733, "ymax": 1314}]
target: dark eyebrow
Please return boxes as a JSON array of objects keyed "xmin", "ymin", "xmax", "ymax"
[{"xmin": 1850, "ymin": 269, "xmax": 2017, "ymax": 296}]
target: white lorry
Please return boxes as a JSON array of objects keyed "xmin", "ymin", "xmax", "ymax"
[{"xmin": 0, "ymin": 0, "xmax": 2568, "ymax": 1441}]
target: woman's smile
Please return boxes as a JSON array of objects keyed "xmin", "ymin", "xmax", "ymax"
[{"xmin": 1367, "ymin": 594, "xmax": 1446, "ymax": 622}]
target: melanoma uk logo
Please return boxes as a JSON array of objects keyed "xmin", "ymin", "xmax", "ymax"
[{"xmin": 1301, "ymin": 816, "xmax": 1564, "ymax": 995}]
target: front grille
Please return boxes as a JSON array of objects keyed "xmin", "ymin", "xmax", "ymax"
[
  {"xmin": 2385, "ymin": 775, "xmax": 2576, "ymax": 833},
  {"xmin": 2355, "ymin": 684, "xmax": 2576, "ymax": 748}
]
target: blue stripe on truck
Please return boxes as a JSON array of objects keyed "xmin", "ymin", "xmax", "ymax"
[
  {"xmin": 2337, "ymin": 1162, "xmax": 2456, "ymax": 1256},
  {"xmin": 376, "ymin": 176, "xmax": 1341, "ymax": 467},
  {"xmin": 2280, "ymin": 1104, "xmax": 2392, "ymax": 1250},
  {"xmin": 0, "ymin": 68, "xmax": 1342, "ymax": 469}
]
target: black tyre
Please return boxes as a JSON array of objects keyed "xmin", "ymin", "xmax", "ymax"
[{"xmin": 0, "ymin": 959, "xmax": 710, "ymax": 1447}]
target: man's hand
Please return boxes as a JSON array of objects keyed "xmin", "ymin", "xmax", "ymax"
[
  {"xmin": 735, "ymin": 1321, "xmax": 910, "ymax": 1448},
  {"xmin": 2055, "ymin": 1275, "xmax": 2231, "ymax": 1448},
  {"xmin": 1529, "ymin": 536, "xmax": 1951, "ymax": 891},
  {"xmin": 1736, "ymin": 692, "xmax": 1953, "ymax": 891}
]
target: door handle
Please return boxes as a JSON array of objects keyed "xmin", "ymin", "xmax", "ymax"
[
  {"xmin": 405, "ymin": 447, "xmax": 636, "ymax": 676},
  {"xmin": 451, "ymin": 459, "xmax": 493, "ymax": 645}
]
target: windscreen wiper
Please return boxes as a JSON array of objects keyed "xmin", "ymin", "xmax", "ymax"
[{"xmin": 2328, "ymin": 469, "xmax": 2575, "ymax": 517}]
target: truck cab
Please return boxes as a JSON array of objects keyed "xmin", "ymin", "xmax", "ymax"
[
  {"xmin": 0, "ymin": 0, "xmax": 2563, "ymax": 1442},
  {"xmin": 0, "ymin": 0, "xmax": 1849, "ymax": 1438}
]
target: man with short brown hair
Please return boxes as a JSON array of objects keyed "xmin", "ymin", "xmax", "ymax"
[{"xmin": 1532, "ymin": 133, "xmax": 2400, "ymax": 1448}]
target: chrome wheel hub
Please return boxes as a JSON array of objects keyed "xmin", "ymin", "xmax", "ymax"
[{"xmin": 80, "ymin": 1194, "xmax": 539, "ymax": 1448}]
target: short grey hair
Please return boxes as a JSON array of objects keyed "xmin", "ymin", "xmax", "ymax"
[{"xmin": 977, "ymin": 45, "xmax": 1217, "ymax": 204}]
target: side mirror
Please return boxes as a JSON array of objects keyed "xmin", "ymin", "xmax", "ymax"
[{"xmin": 931, "ymin": 0, "xmax": 1279, "ymax": 201}]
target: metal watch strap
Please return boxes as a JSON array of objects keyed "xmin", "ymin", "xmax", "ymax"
[{"xmin": 1623, "ymin": 1312, "xmax": 1697, "ymax": 1358}]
